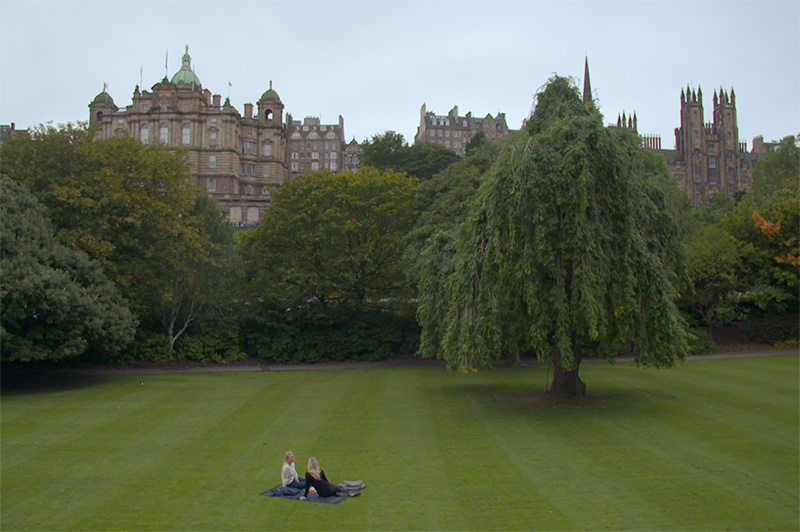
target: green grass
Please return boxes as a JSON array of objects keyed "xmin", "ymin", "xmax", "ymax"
[{"xmin": 2, "ymin": 355, "xmax": 798, "ymax": 531}]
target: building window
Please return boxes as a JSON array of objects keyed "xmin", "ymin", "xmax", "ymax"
[
  {"xmin": 117, "ymin": 118, "xmax": 124, "ymax": 129},
  {"xmin": 263, "ymin": 143, "xmax": 272, "ymax": 157},
  {"xmin": 183, "ymin": 104, "xmax": 190, "ymax": 113},
  {"xmin": 330, "ymin": 161, "xmax": 337, "ymax": 171},
  {"xmin": 263, "ymin": 165, "xmax": 270, "ymax": 177},
  {"xmin": 709, "ymin": 173, "xmax": 717, "ymax": 186},
  {"xmin": 209, "ymin": 155, "xmax": 216, "ymax": 168},
  {"xmin": 182, "ymin": 124, "xmax": 191, "ymax": 145},
  {"xmin": 241, "ymin": 163, "xmax": 255, "ymax": 176},
  {"xmin": 312, "ymin": 162, "xmax": 319, "ymax": 171},
  {"xmin": 142, "ymin": 104, "xmax": 149, "ymax": 113},
  {"xmin": 291, "ymin": 152, "xmax": 298, "ymax": 160},
  {"xmin": 209, "ymin": 131, "xmax": 217, "ymax": 146},
  {"xmin": 211, "ymin": 117, "xmax": 218, "ymax": 126},
  {"xmin": 160, "ymin": 123, "xmax": 169, "ymax": 144},
  {"xmin": 291, "ymin": 132, "xmax": 301, "ymax": 139},
  {"xmin": 243, "ymin": 141, "xmax": 256, "ymax": 155},
  {"xmin": 161, "ymin": 104, "xmax": 168, "ymax": 112},
  {"xmin": 245, "ymin": 186, "xmax": 254, "ymax": 197},
  {"xmin": 207, "ymin": 178, "xmax": 216, "ymax": 192},
  {"xmin": 291, "ymin": 162, "xmax": 298, "ymax": 170},
  {"xmin": 140, "ymin": 124, "xmax": 149, "ymax": 143},
  {"xmin": 709, "ymin": 157, "xmax": 717, "ymax": 169}
]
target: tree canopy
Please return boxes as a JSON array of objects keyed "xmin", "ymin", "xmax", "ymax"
[
  {"xmin": 414, "ymin": 76, "xmax": 689, "ymax": 398},
  {"xmin": 361, "ymin": 131, "xmax": 461, "ymax": 180},
  {"xmin": 241, "ymin": 167, "xmax": 417, "ymax": 311},
  {"xmin": 0, "ymin": 177, "xmax": 137, "ymax": 362}
]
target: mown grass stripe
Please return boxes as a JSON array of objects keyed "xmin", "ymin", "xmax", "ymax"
[{"xmin": 1, "ymin": 355, "xmax": 797, "ymax": 531}]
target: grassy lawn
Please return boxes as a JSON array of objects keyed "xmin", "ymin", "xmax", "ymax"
[{"xmin": 1, "ymin": 354, "xmax": 798, "ymax": 531}]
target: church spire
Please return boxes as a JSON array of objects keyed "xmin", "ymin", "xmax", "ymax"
[{"xmin": 582, "ymin": 56, "xmax": 593, "ymax": 104}]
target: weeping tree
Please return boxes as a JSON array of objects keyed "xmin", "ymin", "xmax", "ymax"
[{"xmin": 416, "ymin": 76, "xmax": 689, "ymax": 398}]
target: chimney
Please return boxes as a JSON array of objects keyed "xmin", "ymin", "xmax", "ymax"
[
  {"xmin": 213, "ymin": 94, "xmax": 221, "ymax": 107},
  {"xmin": 244, "ymin": 103, "xmax": 253, "ymax": 118}
]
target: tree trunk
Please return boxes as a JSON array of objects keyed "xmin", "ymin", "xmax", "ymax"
[
  {"xmin": 548, "ymin": 347, "xmax": 586, "ymax": 399},
  {"xmin": 506, "ymin": 348, "xmax": 521, "ymax": 366}
]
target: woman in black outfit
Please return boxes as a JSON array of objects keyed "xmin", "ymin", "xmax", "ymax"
[{"xmin": 299, "ymin": 457, "xmax": 360, "ymax": 499}]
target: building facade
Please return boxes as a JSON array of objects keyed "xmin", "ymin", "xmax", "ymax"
[
  {"xmin": 286, "ymin": 115, "xmax": 346, "ymax": 178},
  {"xmin": 90, "ymin": 47, "xmax": 287, "ymax": 226},
  {"xmin": 414, "ymin": 104, "xmax": 510, "ymax": 156}
]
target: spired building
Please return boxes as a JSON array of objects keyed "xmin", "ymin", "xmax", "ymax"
[
  {"xmin": 89, "ymin": 46, "xmax": 288, "ymax": 226},
  {"xmin": 414, "ymin": 104, "xmax": 510, "ymax": 156}
]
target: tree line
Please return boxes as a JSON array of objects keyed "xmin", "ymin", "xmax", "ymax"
[{"xmin": 2, "ymin": 77, "xmax": 797, "ymax": 397}]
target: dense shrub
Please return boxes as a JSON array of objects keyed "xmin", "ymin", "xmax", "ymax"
[
  {"xmin": 687, "ymin": 327, "xmax": 721, "ymax": 356},
  {"xmin": 241, "ymin": 302, "xmax": 417, "ymax": 364},
  {"xmin": 745, "ymin": 313, "xmax": 800, "ymax": 345},
  {"xmin": 177, "ymin": 330, "xmax": 247, "ymax": 364}
]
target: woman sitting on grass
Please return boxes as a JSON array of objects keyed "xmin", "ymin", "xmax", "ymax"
[
  {"xmin": 299, "ymin": 457, "xmax": 360, "ymax": 500},
  {"xmin": 280, "ymin": 451, "xmax": 306, "ymax": 489}
]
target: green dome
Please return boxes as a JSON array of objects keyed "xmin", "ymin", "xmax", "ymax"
[{"xmin": 170, "ymin": 46, "xmax": 202, "ymax": 87}]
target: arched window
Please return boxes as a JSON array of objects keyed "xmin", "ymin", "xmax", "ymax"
[
  {"xmin": 140, "ymin": 124, "xmax": 149, "ymax": 144},
  {"xmin": 182, "ymin": 124, "xmax": 191, "ymax": 145},
  {"xmin": 207, "ymin": 178, "xmax": 216, "ymax": 192},
  {"xmin": 160, "ymin": 123, "xmax": 169, "ymax": 144}
]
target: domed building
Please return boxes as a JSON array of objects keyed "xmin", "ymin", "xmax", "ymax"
[{"xmin": 89, "ymin": 46, "xmax": 289, "ymax": 226}]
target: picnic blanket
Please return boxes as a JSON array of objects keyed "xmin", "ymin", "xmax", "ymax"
[{"xmin": 260, "ymin": 480, "xmax": 365, "ymax": 504}]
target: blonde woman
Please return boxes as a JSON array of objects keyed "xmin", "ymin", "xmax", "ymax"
[
  {"xmin": 280, "ymin": 451, "xmax": 306, "ymax": 489},
  {"xmin": 299, "ymin": 457, "xmax": 360, "ymax": 500}
]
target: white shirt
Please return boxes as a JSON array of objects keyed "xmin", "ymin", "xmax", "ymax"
[{"xmin": 281, "ymin": 462, "xmax": 299, "ymax": 486}]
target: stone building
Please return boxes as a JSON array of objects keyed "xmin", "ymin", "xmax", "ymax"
[
  {"xmin": 89, "ymin": 46, "xmax": 288, "ymax": 226},
  {"xmin": 414, "ymin": 104, "xmax": 510, "ymax": 156},
  {"xmin": 657, "ymin": 86, "xmax": 754, "ymax": 205},
  {"xmin": 286, "ymin": 115, "xmax": 346, "ymax": 178},
  {"xmin": 342, "ymin": 139, "xmax": 363, "ymax": 173},
  {"xmin": 612, "ymin": 85, "xmax": 776, "ymax": 206}
]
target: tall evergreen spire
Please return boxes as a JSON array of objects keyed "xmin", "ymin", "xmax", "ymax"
[{"xmin": 583, "ymin": 56, "xmax": 593, "ymax": 104}]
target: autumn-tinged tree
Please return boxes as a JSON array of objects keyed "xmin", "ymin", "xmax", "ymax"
[
  {"xmin": 0, "ymin": 177, "xmax": 136, "ymax": 362},
  {"xmin": 416, "ymin": 76, "xmax": 689, "ymax": 398},
  {"xmin": 724, "ymin": 137, "xmax": 799, "ymax": 315}
]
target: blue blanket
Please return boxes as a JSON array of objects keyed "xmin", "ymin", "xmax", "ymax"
[{"xmin": 260, "ymin": 485, "xmax": 347, "ymax": 504}]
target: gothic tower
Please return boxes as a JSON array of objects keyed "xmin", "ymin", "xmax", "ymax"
[{"xmin": 713, "ymin": 87, "xmax": 741, "ymax": 195}]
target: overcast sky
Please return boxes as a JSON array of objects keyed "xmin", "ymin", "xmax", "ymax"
[{"xmin": 2, "ymin": 0, "xmax": 798, "ymax": 149}]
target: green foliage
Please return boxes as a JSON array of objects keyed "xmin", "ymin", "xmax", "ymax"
[
  {"xmin": 744, "ymin": 313, "xmax": 800, "ymax": 345},
  {"xmin": 0, "ymin": 177, "xmax": 136, "ymax": 362},
  {"xmin": 416, "ymin": 75, "xmax": 689, "ymax": 388},
  {"xmin": 1, "ymin": 123, "xmax": 243, "ymax": 362},
  {"xmin": 360, "ymin": 131, "xmax": 460, "ymax": 180},
  {"xmin": 241, "ymin": 167, "xmax": 416, "ymax": 311},
  {"xmin": 723, "ymin": 137, "xmax": 799, "ymax": 315},
  {"xmin": 686, "ymin": 327, "xmax": 721, "ymax": 356},
  {"xmin": 240, "ymin": 301, "xmax": 414, "ymax": 364},
  {"xmin": 176, "ymin": 330, "xmax": 247, "ymax": 364},
  {"xmin": 1, "ymin": 124, "xmax": 204, "ymax": 318}
]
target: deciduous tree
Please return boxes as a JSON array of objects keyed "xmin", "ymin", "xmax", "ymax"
[
  {"xmin": 0, "ymin": 177, "xmax": 136, "ymax": 362},
  {"xmin": 416, "ymin": 76, "xmax": 689, "ymax": 398}
]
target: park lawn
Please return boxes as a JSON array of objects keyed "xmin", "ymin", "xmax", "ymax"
[{"xmin": 1, "ymin": 354, "xmax": 797, "ymax": 531}]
